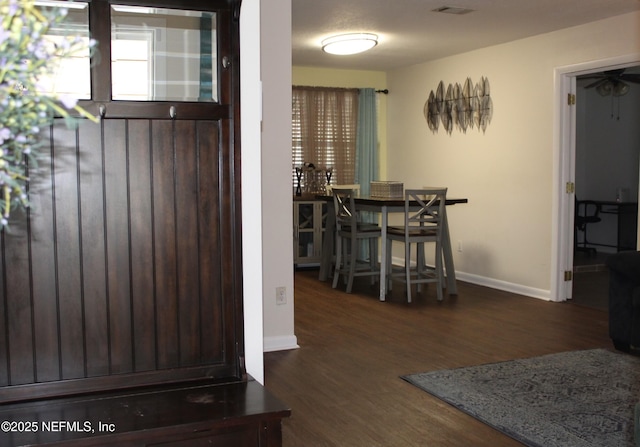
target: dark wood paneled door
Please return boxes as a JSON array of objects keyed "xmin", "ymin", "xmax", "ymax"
[{"xmin": 0, "ymin": 0, "xmax": 243, "ymax": 403}]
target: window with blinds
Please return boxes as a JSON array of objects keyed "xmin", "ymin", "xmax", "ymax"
[{"xmin": 292, "ymin": 86, "xmax": 359, "ymax": 193}]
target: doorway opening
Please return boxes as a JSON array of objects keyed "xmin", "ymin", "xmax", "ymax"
[
  {"xmin": 556, "ymin": 56, "xmax": 640, "ymax": 309},
  {"xmin": 573, "ymin": 66, "xmax": 640, "ymax": 309}
]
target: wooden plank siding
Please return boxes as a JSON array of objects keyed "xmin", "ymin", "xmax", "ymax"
[{"xmin": 0, "ymin": 116, "xmax": 234, "ymax": 400}]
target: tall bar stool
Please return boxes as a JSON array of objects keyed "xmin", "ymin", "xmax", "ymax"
[
  {"xmin": 386, "ymin": 188, "xmax": 448, "ymax": 303},
  {"xmin": 332, "ymin": 188, "xmax": 381, "ymax": 293}
]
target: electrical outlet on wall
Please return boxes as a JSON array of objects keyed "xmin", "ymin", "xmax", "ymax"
[{"xmin": 276, "ymin": 286, "xmax": 287, "ymax": 305}]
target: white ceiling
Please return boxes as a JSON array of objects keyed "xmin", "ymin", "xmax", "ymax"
[{"xmin": 292, "ymin": 0, "xmax": 640, "ymax": 71}]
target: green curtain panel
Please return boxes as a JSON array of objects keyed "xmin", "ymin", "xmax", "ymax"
[
  {"xmin": 356, "ymin": 88, "xmax": 379, "ymax": 259},
  {"xmin": 355, "ymin": 88, "xmax": 379, "ymax": 196}
]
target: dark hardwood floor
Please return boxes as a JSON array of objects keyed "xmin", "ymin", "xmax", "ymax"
[{"xmin": 264, "ymin": 269, "xmax": 612, "ymax": 447}]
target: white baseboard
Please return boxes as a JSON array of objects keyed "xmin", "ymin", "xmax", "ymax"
[
  {"xmin": 455, "ymin": 270, "xmax": 551, "ymax": 301},
  {"xmin": 263, "ymin": 335, "xmax": 300, "ymax": 352},
  {"xmin": 388, "ymin": 255, "xmax": 551, "ymax": 301}
]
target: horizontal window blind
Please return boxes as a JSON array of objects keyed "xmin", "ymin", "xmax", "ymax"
[{"xmin": 292, "ymin": 86, "xmax": 359, "ymax": 192}]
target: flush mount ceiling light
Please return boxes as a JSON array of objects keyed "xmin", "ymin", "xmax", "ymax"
[{"xmin": 321, "ymin": 33, "xmax": 378, "ymax": 55}]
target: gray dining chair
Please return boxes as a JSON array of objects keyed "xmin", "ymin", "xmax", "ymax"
[
  {"xmin": 332, "ymin": 188, "xmax": 381, "ymax": 293},
  {"xmin": 385, "ymin": 188, "xmax": 448, "ymax": 302}
]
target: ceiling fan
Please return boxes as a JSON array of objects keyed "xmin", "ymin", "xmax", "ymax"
[{"xmin": 582, "ymin": 68, "xmax": 640, "ymax": 97}]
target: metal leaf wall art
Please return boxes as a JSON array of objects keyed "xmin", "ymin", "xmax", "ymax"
[{"xmin": 424, "ymin": 77, "xmax": 493, "ymax": 135}]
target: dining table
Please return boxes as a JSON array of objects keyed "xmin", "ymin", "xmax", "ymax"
[{"xmin": 317, "ymin": 194, "xmax": 468, "ymax": 301}]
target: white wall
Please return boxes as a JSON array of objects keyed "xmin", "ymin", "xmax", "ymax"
[
  {"xmin": 260, "ymin": 0, "xmax": 297, "ymax": 353},
  {"xmin": 240, "ymin": 0, "xmax": 264, "ymax": 382},
  {"xmin": 241, "ymin": 0, "xmax": 297, "ymax": 385},
  {"xmin": 386, "ymin": 12, "xmax": 640, "ymax": 299}
]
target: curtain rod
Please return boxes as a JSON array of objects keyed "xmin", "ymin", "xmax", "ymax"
[{"xmin": 293, "ymin": 85, "xmax": 389, "ymax": 94}]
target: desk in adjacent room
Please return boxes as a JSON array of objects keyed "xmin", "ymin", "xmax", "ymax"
[
  {"xmin": 318, "ymin": 195, "xmax": 468, "ymax": 301},
  {"xmin": 590, "ymin": 200, "xmax": 638, "ymax": 252}
]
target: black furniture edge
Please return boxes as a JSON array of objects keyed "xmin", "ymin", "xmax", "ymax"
[{"xmin": 606, "ymin": 250, "xmax": 640, "ymax": 353}]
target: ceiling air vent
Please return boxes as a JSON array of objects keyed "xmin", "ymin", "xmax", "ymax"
[{"xmin": 432, "ymin": 6, "xmax": 474, "ymax": 15}]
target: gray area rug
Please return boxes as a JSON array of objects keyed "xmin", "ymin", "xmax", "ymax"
[{"xmin": 402, "ymin": 349, "xmax": 640, "ymax": 447}]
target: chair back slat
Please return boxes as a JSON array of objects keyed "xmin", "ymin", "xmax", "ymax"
[
  {"xmin": 405, "ymin": 188, "xmax": 448, "ymax": 233},
  {"xmin": 332, "ymin": 188, "xmax": 358, "ymax": 232}
]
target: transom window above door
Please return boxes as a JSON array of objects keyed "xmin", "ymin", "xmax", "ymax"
[
  {"xmin": 35, "ymin": 0, "xmax": 219, "ymax": 102},
  {"xmin": 111, "ymin": 5, "xmax": 218, "ymax": 102}
]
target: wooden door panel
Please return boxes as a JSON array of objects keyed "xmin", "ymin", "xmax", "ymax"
[
  {"xmin": 1, "ymin": 208, "xmax": 34, "ymax": 386},
  {"xmin": 0, "ymin": 115, "xmax": 232, "ymax": 396},
  {"xmin": 174, "ymin": 120, "xmax": 201, "ymax": 367},
  {"xmin": 103, "ymin": 119, "xmax": 134, "ymax": 374},
  {"xmin": 152, "ymin": 119, "xmax": 180, "ymax": 369},
  {"xmin": 29, "ymin": 134, "xmax": 61, "ymax": 384},
  {"xmin": 127, "ymin": 120, "xmax": 157, "ymax": 373},
  {"xmin": 52, "ymin": 124, "xmax": 86, "ymax": 381},
  {"xmin": 0, "ymin": 0, "xmax": 245, "ymax": 417},
  {"xmin": 196, "ymin": 120, "xmax": 224, "ymax": 363},
  {"xmin": 78, "ymin": 119, "xmax": 110, "ymax": 378}
]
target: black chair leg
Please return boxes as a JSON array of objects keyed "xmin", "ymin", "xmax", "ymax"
[{"xmin": 575, "ymin": 228, "xmax": 597, "ymax": 255}]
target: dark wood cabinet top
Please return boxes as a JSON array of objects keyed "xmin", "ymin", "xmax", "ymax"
[{"xmin": 0, "ymin": 380, "xmax": 290, "ymax": 446}]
